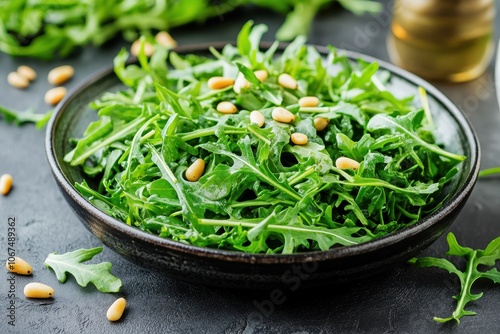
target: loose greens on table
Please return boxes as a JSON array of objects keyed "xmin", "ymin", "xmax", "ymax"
[
  {"xmin": 479, "ymin": 167, "xmax": 500, "ymax": 177},
  {"xmin": 0, "ymin": 105, "xmax": 52, "ymax": 129},
  {"xmin": 0, "ymin": 0, "xmax": 381, "ymax": 59},
  {"xmin": 65, "ymin": 22, "xmax": 465, "ymax": 254},
  {"xmin": 44, "ymin": 247, "xmax": 122, "ymax": 293},
  {"xmin": 410, "ymin": 233, "xmax": 500, "ymax": 324}
]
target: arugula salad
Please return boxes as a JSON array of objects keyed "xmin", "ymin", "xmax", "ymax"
[{"xmin": 65, "ymin": 22, "xmax": 466, "ymax": 254}]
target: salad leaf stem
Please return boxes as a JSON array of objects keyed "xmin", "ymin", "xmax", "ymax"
[
  {"xmin": 410, "ymin": 233, "xmax": 500, "ymax": 324},
  {"xmin": 367, "ymin": 113, "xmax": 466, "ymax": 161},
  {"xmin": 180, "ymin": 127, "xmax": 248, "ymax": 141},
  {"xmin": 333, "ymin": 178, "xmax": 439, "ymax": 195},
  {"xmin": 418, "ymin": 86, "xmax": 435, "ymax": 131},
  {"xmin": 68, "ymin": 116, "xmax": 147, "ymax": 166},
  {"xmin": 199, "ymin": 218, "xmax": 361, "ymax": 247},
  {"xmin": 288, "ymin": 167, "xmax": 316, "ymax": 186},
  {"xmin": 478, "ymin": 167, "xmax": 500, "ymax": 177}
]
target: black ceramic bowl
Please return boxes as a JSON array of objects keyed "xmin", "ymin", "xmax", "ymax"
[{"xmin": 46, "ymin": 43, "xmax": 480, "ymax": 289}]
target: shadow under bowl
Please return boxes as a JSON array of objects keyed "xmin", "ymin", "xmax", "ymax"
[{"xmin": 45, "ymin": 43, "xmax": 480, "ymax": 289}]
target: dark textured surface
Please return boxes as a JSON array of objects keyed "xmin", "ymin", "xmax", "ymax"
[{"xmin": 1, "ymin": 2, "xmax": 500, "ymax": 333}]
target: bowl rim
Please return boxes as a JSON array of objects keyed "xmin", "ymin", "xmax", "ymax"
[{"xmin": 45, "ymin": 42, "xmax": 481, "ymax": 264}]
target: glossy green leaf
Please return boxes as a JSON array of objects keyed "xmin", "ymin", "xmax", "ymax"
[{"xmin": 44, "ymin": 247, "xmax": 122, "ymax": 293}]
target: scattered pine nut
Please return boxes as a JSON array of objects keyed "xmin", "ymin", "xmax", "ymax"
[
  {"xmin": 217, "ymin": 101, "xmax": 238, "ymax": 114},
  {"xmin": 278, "ymin": 73, "xmax": 298, "ymax": 90},
  {"xmin": 44, "ymin": 87, "xmax": 67, "ymax": 105},
  {"xmin": 185, "ymin": 159, "xmax": 205, "ymax": 182},
  {"xmin": 298, "ymin": 96, "xmax": 320, "ymax": 108},
  {"xmin": 291, "ymin": 133, "xmax": 308, "ymax": 145},
  {"xmin": 207, "ymin": 77, "xmax": 235, "ymax": 90},
  {"xmin": 155, "ymin": 31, "xmax": 177, "ymax": 48},
  {"xmin": 131, "ymin": 39, "xmax": 154, "ymax": 57},
  {"xmin": 233, "ymin": 72, "xmax": 250, "ymax": 94},
  {"xmin": 107, "ymin": 297, "xmax": 127, "ymax": 322},
  {"xmin": 48, "ymin": 65, "xmax": 74, "ymax": 85},
  {"xmin": 17, "ymin": 66, "xmax": 37, "ymax": 81},
  {"xmin": 7, "ymin": 72, "xmax": 29, "ymax": 89},
  {"xmin": 6, "ymin": 257, "xmax": 33, "ymax": 275},
  {"xmin": 336, "ymin": 157, "xmax": 360, "ymax": 170},
  {"xmin": 24, "ymin": 282, "xmax": 54, "ymax": 299},
  {"xmin": 0, "ymin": 174, "xmax": 13, "ymax": 195},
  {"xmin": 313, "ymin": 117, "xmax": 329, "ymax": 131},
  {"xmin": 254, "ymin": 70, "xmax": 268, "ymax": 82},
  {"xmin": 249, "ymin": 110, "xmax": 265, "ymax": 128},
  {"xmin": 272, "ymin": 107, "xmax": 295, "ymax": 123}
]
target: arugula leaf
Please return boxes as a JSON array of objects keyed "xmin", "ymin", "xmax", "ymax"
[
  {"xmin": 337, "ymin": 0, "xmax": 382, "ymax": 15},
  {"xmin": 0, "ymin": 106, "xmax": 53, "ymax": 129},
  {"xmin": 44, "ymin": 247, "xmax": 122, "ymax": 293},
  {"xmin": 0, "ymin": 0, "xmax": 382, "ymax": 59},
  {"xmin": 64, "ymin": 115, "xmax": 148, "ymax": 165},
  {"xmin": 199, "ymin": 210, "xmax": 372, "ymax": 254},
  {"xmin": 410, "ymin": 233, "xmax": 500, "ymax": 324},
  {"xmin": 367, "ymin": 110, "xmax": 466, "ymax": 162},
  {"xmin": 200, "ymin": 139, "xmax": 302, "ymax": 202}
]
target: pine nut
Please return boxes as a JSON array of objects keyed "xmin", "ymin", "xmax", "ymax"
[
  {"xmin": 155, "ymin": 31, "xmax": 177, "ymax": 48},
  {"xmin": 44, "ymin": 87, "xmax": 67, "ymax": 105},
  {"xmin": 207, "ymin": 77, "xmax": 235, "ymax": 90},
  {"xmin": 313, "ymin": 117, "xmax": 329, "ymax": 131},
  {"xmin": 217, "ymin": 101, "xmax": 238, "ymax": 114},
  {"xmin": 6, "ymin": 257, "xmax": 33, "ymax": 275},
  {"xmin": 291, "ymin": 133, "xmax": 308, "ymax": 145},
  {"xmin": 233, "ymin": 72, "xmax": 250, "ymax": 94},
  {"xmin": 278, "ymin": 73, "xmax": 298, "ymax": 90},
  {"xmin": 298, "ymin": 96, "xmax": 320, "ymax": 108},
  {"xmin": 47, "ymin": 65, "xmax": 74, "ymax": 85},
  {"xmin": 249, "ymin": 110, "xmax": 265, "ymax": 128},
  {"xmin": 24, "ymin": 282, "xmax": 54, "ymax": 298},
  {"xmin": 17, "ymin": 66, "xmax": 37, "ymax": 81},
  {"xmin": 272, "ymin": 107, "xmax": 295, "ymax": 123},
  {"xmin": 131, "ymin": 39, "xmax": 154, "ymax": 57},
  {"xmin": 336, "ymin": 157, "xmax": 360, "ymax": 170},
  {"xmin": 0, "ymin": 174, "xmax": 13, "ymax": 195},
  {"xmin": 107, "ymin": 297, "xmax": 127, "ymax": 321},
  {"xmin": 7, "ymin": 72, "xmax": 29, "ymax": 89},
  {"xmin": 254, "ymin": 70, "xmax": 268, "ymax": 82},
  {"xmin": 185, "ymin": 159, "xmax": 205, "ymax": 182}
]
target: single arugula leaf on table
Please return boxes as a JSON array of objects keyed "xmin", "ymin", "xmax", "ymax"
[
  {"xmin": 409, "ymin": 233, "xmax": 500, "ymax": 324},
  {"xmin": 0, "ymin": 106, "xmax": 53, "ymax": 129},
  {"xmin": 44, "ymin": 247, "xmax": 122, "ymax": 293}
]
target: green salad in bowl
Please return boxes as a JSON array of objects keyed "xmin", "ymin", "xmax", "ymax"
[{"xmin": 62, "ymin": 22, "xmax": 466, "ymax": 256}]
